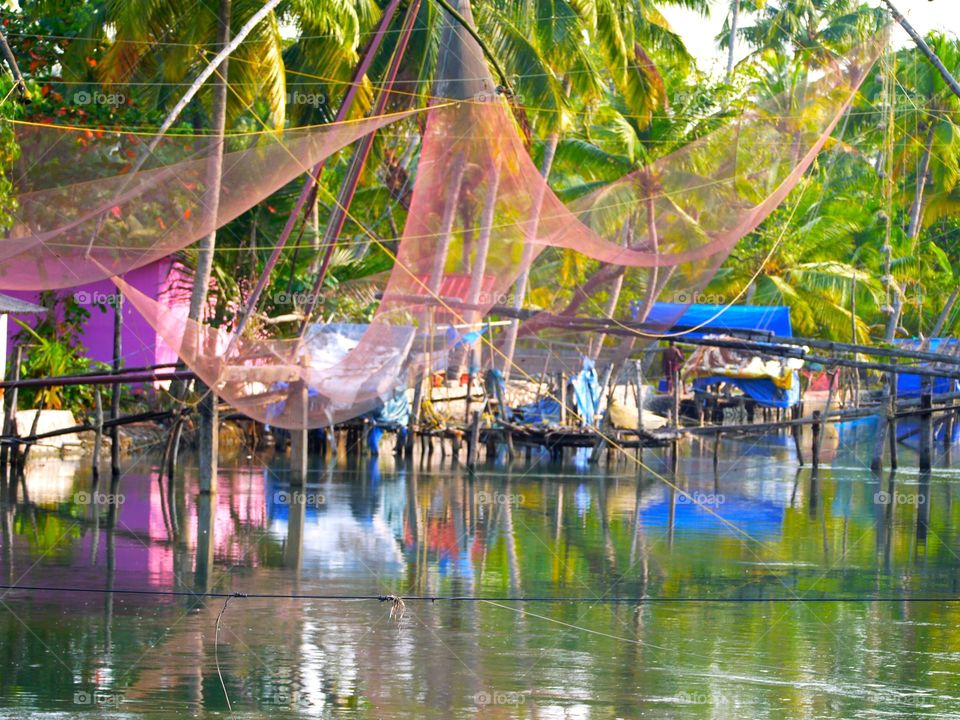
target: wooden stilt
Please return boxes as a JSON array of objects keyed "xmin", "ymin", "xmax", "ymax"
[
  {"xmin": 920, "ymin": 378, "xmax": 933, "ymax": 472},
  {"xmin": 198, "ymin": 383, "xmax": 218, "ymax": 494},
  {"xmin": 92, "ymin": 388, "xmax": 104, "ymax": 484},
  {"xmin": 811, "ymin": 410, "xmax": 822, "ymax": 470}
]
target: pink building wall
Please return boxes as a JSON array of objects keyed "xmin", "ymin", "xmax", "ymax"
[{"xmin": 6, "ymin": 259, "xmax": 184, "ymax": 370}]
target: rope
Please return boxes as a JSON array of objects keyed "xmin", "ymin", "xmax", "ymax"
[{"xmin": 3, "ymin": 585, "xmax": 960, "ymax": 603}]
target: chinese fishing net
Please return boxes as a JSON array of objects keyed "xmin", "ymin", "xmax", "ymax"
[{"xmin": 5, "ymin": 0, "xmax": 883, "ymax": 428}]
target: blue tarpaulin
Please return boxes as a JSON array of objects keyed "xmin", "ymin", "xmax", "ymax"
[
  {"xmin": 511, "ymin": 357, "xmax": 601, "ymax": 425},
  {"xmin": 894, "ymin": 338, "xmax": 960, "ymax": 398},
  {"xmin": 692, "ymin": 372, "xmax": 801, "ymax": 409},
  {"xmin": 569, "ymin": 357, "xmax": 602, "ymax": 425},
  {"xmin": 633, "ymin": 302, "xmax": 793, "ymax": 339}
]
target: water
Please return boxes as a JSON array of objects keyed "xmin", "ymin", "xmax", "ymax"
[{"xmin": 3, "ymin": 423, "xmax": 960, "ymax": 718}]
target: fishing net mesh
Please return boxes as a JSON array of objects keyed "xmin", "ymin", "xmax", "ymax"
[{"xmin": 5, "ymin": 4, "xmax": 882, "ymax": 428}]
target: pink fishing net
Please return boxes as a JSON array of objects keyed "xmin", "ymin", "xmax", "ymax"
[
  {"xmin": 9, "ymin": 0, "xmax": 883, "ymax": 428},
  {"xmin": 0, "ymin": 109, "xmax": 421, "ymax": 290}
]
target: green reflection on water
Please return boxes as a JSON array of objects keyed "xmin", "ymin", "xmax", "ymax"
[{"xmin": 1, "ymin": 434, "xmax": 959, "ymax": 718}]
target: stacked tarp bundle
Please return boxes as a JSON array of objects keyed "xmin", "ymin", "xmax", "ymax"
[{"xmin": 685, "ymin": 336, "xmax": 804, "ymax": 409}]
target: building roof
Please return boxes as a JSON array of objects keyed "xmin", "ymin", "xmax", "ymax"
[{"xmin": 0, "ymin": 294, "xmax": 46, "ymax": 314}]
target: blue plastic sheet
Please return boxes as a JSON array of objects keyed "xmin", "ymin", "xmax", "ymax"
[
  {"xmin": 569, "ymin": 357, "xmax": 602, "ymax": 425},
  {"xmin": 510, "ymin": 357, "xmax": 601, "ymax": 425},
  {"xmin": 633, "ymin": 302, "xmax": 793, "ymax": 338},
  {"xmin": 894, "ymin": 338, "xmax": 960, "ymax": 398}
]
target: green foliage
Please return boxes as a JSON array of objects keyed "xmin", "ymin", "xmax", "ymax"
[{"xmin": 12, "ymin": 292, "xmax": 103, "ymax": 411}]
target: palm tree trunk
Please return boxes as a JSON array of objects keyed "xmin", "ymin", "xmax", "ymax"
[
  {"xmin": 885, "ymin": 122, "xmax": 934, "ymax": 342},
  {"xmin": 187, "ymin": 0, "xmax": 231, "ymax": 327},
  {"xmin": 931, "ymin": 286, "xmax": 959, "ymax": 338},
  {"xmin": 637, "ymin": 192, "xmax": 659, "ymax": 323},
  {"xmin": 882, "ymin": 0, "xmax": 960, "ymax": 102},
  {"xmin": 908, "ymin": 123, "xmax": 936, "ymax": 248},
  {"xmin": 189, "ymin": 0, "xmax": 230, "ymax": 495},
  {"xmin": 500, "ymin": 132, "xmax": 559, "ymax": 379},
  {"xmin": 726, "ymin": 0, "xmax": 741, "ymax": 79}
]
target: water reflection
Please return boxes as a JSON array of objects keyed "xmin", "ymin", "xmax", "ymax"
[{"xmin": 1, "ymin": 433, "xmax": 960, "ymax": 717}]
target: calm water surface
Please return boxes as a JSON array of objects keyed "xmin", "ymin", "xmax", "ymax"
[{"xmin": 3, "ymin": 421, "xmax": 960, "ymax": 718}]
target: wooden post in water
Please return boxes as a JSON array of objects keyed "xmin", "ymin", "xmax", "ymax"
[
  {"xmin": 920, "ymin": 377, "xmax": 933, "ymax": 472},
  {"xmin": 467, "ymin": 410, "xmax": 481, "ymax": 467},
  {"xmin": 791, "ymin": 405, "xmax": 804, "ymax": 465},
  {"xmin": 888, "ymin": 370, "xmax": 898, "ymax": 470},
  {"xmin": 0, "ymin": 346, "xmax": 21, "ymax": 486},
  {"xmin": 110, "ymin": 292, "xmax": 122, "ymax": 478},
  {"xmin": 870, "ymin": 373, "xmax": 890, "ymax": 474},
  {"xmin": 198, "ymin": 384, "xmax": 218, "ymax": 494},
  {"xmin": 289, "ymin": 377, "xmax": 309, "ymax": 485},
  {"xmin": 407, "ymin": 371, "xmax": 424, "ymax": 458},
  {"xmin": 811, "ymin": 410, "xmax": 823, "ymax": 470},
  {"xmin": 634, "ymin": 359, "xmax": 644, "ymax": 432},
  {"xmin": 92, "ymin": 388, "xmax": 104, "ymax": 484},
  {"xmin": 559, "ymin": 371, "xmax": 568, "ymax": 426}
]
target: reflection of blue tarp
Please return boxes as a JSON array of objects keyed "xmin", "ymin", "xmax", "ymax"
[
  {"xmin": 633, "ymin": 302, "xmax": 793, "ymax": 338},
  {"xmin": 692, "ymin": 370, "xmax": 801, "ymax": 409},
  {"xmin": 894, "ymin": 338, "xmax": 960, "ymax": 398},
  {"xmin": 640, "ymin": 497, "xmax": 784, "ymax": 536}
]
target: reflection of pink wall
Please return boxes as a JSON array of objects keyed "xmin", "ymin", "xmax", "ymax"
[
  {"xmin": 75, "ymin": 467, "xmax": 270, "ymax": 589},
  {"xmin": 6, "ymin": 260, "xmax": 186, "ymax": 369}
]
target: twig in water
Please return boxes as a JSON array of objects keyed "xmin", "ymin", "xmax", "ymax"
[
  {"xmin": 215, "ymin": 592, "xmax": 246, "ymax": 713},
  {"xmin": 382, "ymin": 594, "xmax": 406, "ymax": 622}
]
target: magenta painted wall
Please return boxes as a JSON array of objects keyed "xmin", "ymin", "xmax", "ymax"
[{"xmin": 6, "ymin": 260, "xmax": 185, "ymax": 369}]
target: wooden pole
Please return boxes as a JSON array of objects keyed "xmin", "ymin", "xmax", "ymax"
[
  {"xmin": 468, "ymin": 410, "xmax": 481, "ymax": 467},
  {"xmin": 110, "ymin": 292, "xmax": 122, "ymax": 478},
  {"xmin": 811, "ymin": 410, "xmax": 823, "ymax": 471},
  {"xmin": 791, "ymin": 404, "xmax": 804, "ymax": 465},
  {"xmin": 1, "ymin": 346, "xmax": 21, "ymax": 484},
  {"xmin": 198, "ymin": 386, "xmax": 218, "ymax": 494},
  {"xmin": 871, "ymin": 374, "xmax": 890, "ymax": 474},
  {"xmin": 407, "ymin": 370, "xmax": 424, "ymax": 458},
  {"xmin": 920, "ymin": 377, "xmax": 933, "ymax": 472},
  {"xmin": 635, "ymin": 359, "xmax": 645, "ymax": 432},
  {"xmin": 559, "ymin": 371, "xmax": 568, "ymax": 426},
  {"xmin": 888, "ymin": 370, "xmax": 898, "ymax": 470},
  {"xmin": 92, "ymin": 388, "xmax": 104, "ymax": 484}
]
